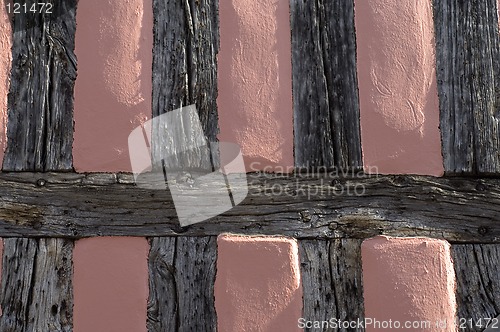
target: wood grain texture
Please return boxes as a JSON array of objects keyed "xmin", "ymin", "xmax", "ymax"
[
  {"xmin": 452, "ymin": 244, "xmax": 500, "ymax": 332},
  {"xmin": 299, "ymin": 239, "xmax": 364, "ymax": 332},
  {"xmin": 149, "ymin": 2, "xmax": 219, "ymax": 330},
  {"xmin": 147, "ymin": 236, "xmax": 217, "ymax": 332},
  {"xmin": 151, "ymin": 0, "xmax": 219, "ymax": 170},
  {"xmin": 433, "ymin": 0, "xmax": 500, "ymax": 175},
  {"xmin": 0, "ymin": 172, "xmax": 499, "ymax": 242},
  {"xmin": 1, "ymin": 2, "xmax": 76, "ymax": 329},
  {"xmin": 0, "ymin": 238, "xmax": 73, "ymax": 332},
  {"xmin": 290, "ymin": 0, "xmax": 362, "ymax": 169},
  {"xmin": 3, "ymin": 0, "xmax": 77, "ymax": 171}
]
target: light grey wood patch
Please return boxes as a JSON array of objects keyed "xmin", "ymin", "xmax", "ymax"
[
  {"xmin": 299, "ymin": 239, "xmax": 364, "ymax": 332},
  {"xmin": 452, "ymin": 245, "xmax": 500, "ymax": 332},
  {"xmin": 3, "ymin": 0, "xmax": 77, "ymax": 171},
  {"xmin": 0, "ymin": 238, "xmax": 73, "ymax": 332},
  {"xmin": 147, "ymin": 237, "xmax": 217, "ymax": 332},
  {"xmin": 290, "ymin": 0, "xmax": 362, "ymax": 170},
  {"xmin": 433, "ymin": 0, "xmax": 500, "ymax": 174},
  {"xmin": 0, "ymin": 172, "xmax": 499, "ymax": 242}
]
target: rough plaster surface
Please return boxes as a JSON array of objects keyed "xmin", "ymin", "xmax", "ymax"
[
  {"xmin": 355, "ymin": 0, "xmax": 444, "ymax": 176},
  {"xmin": 217, "ymin": 0, "xmax": 294, "ymax": 172},
  {"xmin": 361, "ymin": 236, "xmax": 456, "ymax": 332},
  {"xmin": 0, "ymin": 2, "xmax": 12, "ymax": 169},
  {"xmin": 73, "ymin": 237, "xmax": 149, "ymax": 332},
  {"xmin": 215, "ymin": 234, "xmax": 302, "ymax": 332},
  {"xmin": 73, "ymin": 0, "xmax": 152, "ymax": 172}
]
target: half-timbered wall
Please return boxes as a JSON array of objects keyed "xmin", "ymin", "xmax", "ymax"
[{"xmin": 0, "ymin": 0, "xmax": 499, "ymax": 331}]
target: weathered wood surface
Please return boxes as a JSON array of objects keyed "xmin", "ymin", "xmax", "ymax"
[
  {"xmin": 452, "ymin": 245, "xmax": 500, "ymax": 332},
  {"xmin": 151, "ymin": 0, "xmax": 219, "ymax": 170},
  {"xmin": 148, "ymin": 1, "xmax": 220, "ymax": 330},
  {"xmin": 1, "ymin": 2, "xmax": 76, "ymax": 330},
  {"xmin": 433, "ymin": 0, "xmax": 500, "ymax": 175},
  {"xmin": 0, "ymin": 238, "xmax": 73, "ymax": 332},
  {"xmin": 299, "ymin": 239, "xmax": 364, "ymax": 332},
  {"xmin": 0, "ymin": 172, "xmax": 499, "ymax": 242},
  {"xmin": 147, "ymin": 236, "xmax": 217, "ymax": 332},
  {"xmin": 290, "ymin": 0, "xmax": 362, "ymax": 169},
  {"xmin": 3, "ymin": 0, "xmax": 77, "ymax": 172}
]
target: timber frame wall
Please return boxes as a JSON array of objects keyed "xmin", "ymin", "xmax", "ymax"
[{"xmin": 0, "ymin": 0, "xmax": 499, "ymax": 331}]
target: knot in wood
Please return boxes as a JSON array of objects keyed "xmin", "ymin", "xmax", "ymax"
[
  {"xmin": 299, "ymin": 210, "xmax": 312, "ymax": 222},
  {"xmin": 478, "ymin": 226, "xmax": 489, "ymax": 236},
  {"xmin": 475, "ymin": 182, "xmax": 487, "ymax": 192}
]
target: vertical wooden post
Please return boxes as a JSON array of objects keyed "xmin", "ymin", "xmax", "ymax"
[
  {"xmin": 147, "ymin": 0, "xmax": 219, "ymax": 330},
  {"xmin": 435, "ymin": 0, "xmax": 500, "ymax": 325},
  {"xmin": 0, "ymin": 1, "xmax": 76, "ymax": 330},
  {"xmin": 434, "ymin": 0, "xmax": 500, "ymax": 175},
  {"xmin": 3, "ymin": 0, "xmax": 76, "ymax": 172},
  {"xmin": 299, "ymin": 239, "xmax": 365, "ymax": 331},
  {"xmin": 452, "ymin": 245, "xmax": 500, "ymax": 332},
  {"xmin": 290, "ymin": 0, "xmax": 362, "ymax": 170}
]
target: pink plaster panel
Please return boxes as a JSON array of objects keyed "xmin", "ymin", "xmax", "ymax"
[
  {"xmin": 0, "ymin": 2, "xmax": 12, "ymax": 168},
  {"xmin": 73, "ymin": 237, "xmax": 149, "ymax": 332},
  {"xmin": 361, "ymin": 236, "xmax": 456, "ymax": 331},
  {"xmin": 217, "ymin": 0, "xmax": 294, "ymax": 172},
  {"xmin": 355, "ymin": 0, "xmax": 444, "ymax": 176},
  {"xmin": 73, "ymin": 0, "xmax": 153, "ymax": 172},
  {"xmin": 215, "ymin": 234, "xmax": 302, "ymax": 332}
]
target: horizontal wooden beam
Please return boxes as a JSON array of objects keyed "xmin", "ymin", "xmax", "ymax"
[{"xmin": 0, "ymin": 172, "xmax": 499, "ymax": 242}]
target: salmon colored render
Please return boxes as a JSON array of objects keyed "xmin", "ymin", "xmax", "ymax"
[
  {"xmin": 0, "ymin": 0, "xmax": 11, "ymax": 164},
  {"xmin": 73, "ymin": 0, "xmax": 153, "ymax": 172},
  {"xmin": 355, "ymin": 0, "xmax": 444, "ymax": 176},
  {"xmin": 361, "ymin": 236, "xmax": 457, "ymax": 331},
  {"xmin": 73, "ymin": 237, "xmax": 149, "ymax": 332},
  {"xmin": 217, "ymin": 0, "xmax": 294, "ymax": 172},
  {"xmin": 0, "ymin": 4, "xmax": 10, "ymax": 315},
  {"xmin": 215, "ymin": 234, "xmax": 303, "ymax": 332}
]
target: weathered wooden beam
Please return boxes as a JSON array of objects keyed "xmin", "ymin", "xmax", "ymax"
[
  {"xmin": 151, "ymin": 0, "xmax": 219, "ymax": 170},
  {"xmin": 0, "ymin": 238, "xmax": 73, "ymax": 332},
  {"xmin": 0, "ymin": 172, "xmax": 499, "ymax": 242},
  {"xmin": 433, "ymin": 0, "xmax": 500, "ymax": 175},
  {"xmin": 299, "ymin": 239, "xmax": 365, "ymax": 331},
  {"xmin": 149, "ymin": 1, "xmax": 220, "ymax": 329},
  {"xmin": 452, "ymin": 244, "xmax": 500, "ymax": 332},
  {"xmin": 147, "ymin": 236, "xmax": 217, "ymax": 332},
  {"xmin": 290, "ymin": 0, "xmax": 362, "ymax": 169},
  {"xmin": 2, "ymin": 0, "xmax": 77, "ymax": 172},
  {"xmin": 1, "ymin": 2, "xmax": 77, "ymax": 330}
]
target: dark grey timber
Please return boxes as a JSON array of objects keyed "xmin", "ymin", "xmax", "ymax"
[
  {"xmin": 290, "ymin": 0, "xmax": 362, "ymax": 170},
  {"xmin": 433, "ymin": 0, "xmax": 500, "ymax": 174},
  {"xmin": 2, "ymin": 0, "xmax": 77, "ymax": 172},
  {"xmin": 149, "ymin": 0, "xmax": 220, "ymax": 329},
  {"xmin": 151, "ymin": 0, "xmax": 219, "ymax": 170},
  {"xmin": 0, "ymin": 172, "xmax": 499, "ymax": 242},
  {"xmin": 0, "ymin": 238, "xmax": 73, "ymax": 332},
  {"xmin": 452, "ymin": 245, "xmax": 500, "ymax": 332},
  {"xmin": 299, "ymin": 239, "xmax": 365, "ymax": 332},
  {"xmin": 0, "ymin": 2, "xmax": 76, "ymax": 330},
  {"xmin": 147, "ymin": 236, "xmax": 217, "ymax": 332}
]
